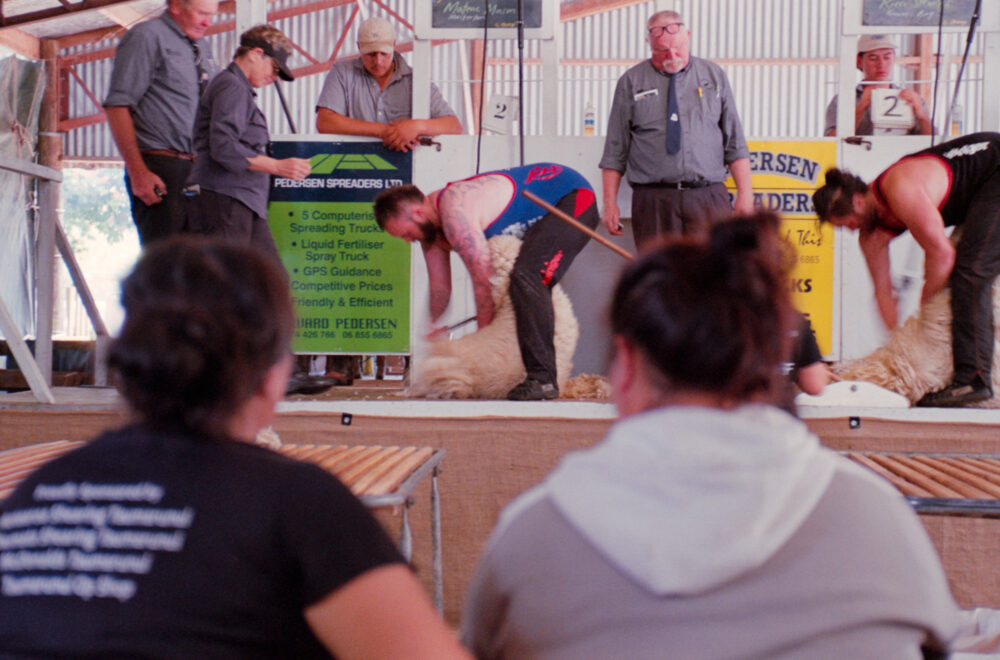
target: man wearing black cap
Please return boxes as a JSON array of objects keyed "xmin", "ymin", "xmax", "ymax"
[
  {"xmin": 187, "ymin": 25, "xmax": 338, "ymax": 396},
  {"xmin": 186, "ymin": 24, "xmax": 311, "ymax": 257}
]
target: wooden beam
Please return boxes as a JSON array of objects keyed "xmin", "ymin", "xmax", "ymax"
[
  {"xmin": 96, "ymin": 3, "xmax": 147, "ymax": 28},
  {"xmin": 58, "ymin": 112, "xmax": 106, "ymax": 132},
  {"xmin": 0, "ymin": 26, "xmax": 39, "ymax": 58},
  {"xmin": 64, "ymin": 64, "xmax": 105, "ymax": 115},
  {"xmin": 36, "ymin": 39, "xmax": 62, "ymax": 392},
  {"xmin": 915, "ymin": 34, "xmax": 934, "ymax": 101},
  {"xmin": 560, "ymin": 0, "xmax": 647, "ymax": 22},
  {"xmin": 55, "ymin": 24, "xmax": 126, "ymax": 50},
  {"xmin": 0, "ymin": 154, "xmax": 62, "ymax": 182},
  {"xmin": 486, "ymin": 55, "xmax": 983, "ymax": 68},
  {"xmin": 469, "ymin": 39, "xmax": 485, "ymax": 134},
  {"xmin": 323, "ymin": 4, "xmax": 358, "ymax": 64},
  {"xmin": 1, "ymin": 0, "xmax": 135, "ymax": 29}
]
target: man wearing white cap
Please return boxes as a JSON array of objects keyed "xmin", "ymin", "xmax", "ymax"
[
  {"xmin": 824, "ymin": 34, "xmax": 932, "ymax": 136},
  {"xmin": 315, "ymin": 15, "xmax": 462, "ymax": 151}
]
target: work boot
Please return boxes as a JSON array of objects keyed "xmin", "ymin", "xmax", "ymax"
[
  {"xmin": 916, "ymin": 380, "xmax": 993, "ymax": 407},
  {"xmin": 507, "ymin": 378, "xmax": 559, "ymax": 401},
  {"xmin": 285, "ymin": 371, "xmax": 344, "ymax": 396}
]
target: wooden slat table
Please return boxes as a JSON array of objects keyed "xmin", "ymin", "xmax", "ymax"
[
  {"xmin": 0, "ymin": 441, "xmax": 446, "ymax": 610},
  {"xmin": 846, "ymin": 451, "xmax": 1000, "ymax": 517}
]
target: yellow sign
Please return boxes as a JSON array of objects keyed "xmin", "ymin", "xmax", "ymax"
[{"xmin": 727, "ymin": 140, "xmax": 837, "ymax": 355}]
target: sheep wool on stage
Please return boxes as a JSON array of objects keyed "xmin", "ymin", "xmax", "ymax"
[
  {"xmin": 834, "ymin": 282, "xmax": 1000, "ymax": 408},
  {"xmin": 408, "ymin": 235, "xmax": 579, "ymax": 399}
]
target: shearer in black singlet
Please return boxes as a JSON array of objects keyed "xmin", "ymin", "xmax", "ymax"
[{"xmin": 812, "ymin": 132, "xmax": 1000, "ymax": 407}]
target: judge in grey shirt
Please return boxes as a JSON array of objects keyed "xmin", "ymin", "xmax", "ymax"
[
  {"xmin": 104, "ymin": 0, "xmax": 218, "ymax": 246},
  {"xmin": 185, "ymin": 25, "xmax": 310, "ymax": 258},
  {"xmin": 315, "ymin": 16, "xmax": 461, "ymax": 151},
  {"xmin": 600, "ymin": 10, "xmax": 753, "ymax": 248}
]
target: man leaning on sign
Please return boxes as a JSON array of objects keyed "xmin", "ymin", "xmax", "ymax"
[{"xmin": 315, "ymin": 15, "xmax": 462, "ymax": 150}]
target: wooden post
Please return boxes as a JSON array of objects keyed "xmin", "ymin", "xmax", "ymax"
[
  {"xmin": 470, "ymin": 39, "xmax": 485, "ymax": 134},
  {"xmin": 35, "ymin": 38, "xmax": 61, "ymax": 387}
]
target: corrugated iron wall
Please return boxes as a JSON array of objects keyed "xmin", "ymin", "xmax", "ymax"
[{"xmin": 60, "ymin": 0, "xmax": 989, "ymax": 160}]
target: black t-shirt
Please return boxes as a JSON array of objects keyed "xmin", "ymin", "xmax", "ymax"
[
  {"xmin": 790, "ymin": 314, "xmax": 823, "ymax": 372},
  {"xmin": 780, "ymin": 314, "xmax": 824, "ymax": 414},
  {"xmin": 873, "ymin": 132, "xmax": 1000, "ymax": 231},
  {"xmin": 0, "ymin": 425, "xmax": 404, "ymax": 659}
]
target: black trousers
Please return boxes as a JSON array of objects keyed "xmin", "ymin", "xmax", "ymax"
[
  {"xmin": 124, "ymin": 154, "xmax": 192, "ymax": 247},
  {"xmin": 630, "ymin": 182, "xmax": 732, "ymax": 249},
  {"xmin": 509, "ymin": 188, "xmax": 599, "ymax": 384},
  {"xmin": 186, "ymin": 188, "xmax": 281, "ymax": 262},
  {"xmin": 951, "ymin": 170, "xmax": 1000, "ymax": 387}
]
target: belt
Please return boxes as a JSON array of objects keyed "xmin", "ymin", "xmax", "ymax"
[
  {"xmin": 635, "ymin": 180, "xmax": 715, "ymax": 190},
  {"xmin": 141, "ymin": 149, "xmax": 196, "ymax": 161}
]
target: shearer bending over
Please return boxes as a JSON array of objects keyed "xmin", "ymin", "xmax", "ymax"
[
  {"xmin": 374, "ymin": 163, "xmax": 598, "ymax": 401},
  {"xmin": 813, "ymin": 132, "xmax": 1000, "ymax": 407}
]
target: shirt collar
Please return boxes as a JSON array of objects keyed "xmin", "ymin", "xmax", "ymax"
[
  {"xmin": 227, "ymin": 61, "xmax": 257, "ymax": 97},
  {"xmin": 160, "ymin": 11, "xmax": 193, "ymax": 42}
]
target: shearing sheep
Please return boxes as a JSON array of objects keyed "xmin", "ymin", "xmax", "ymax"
[
  {"xmin": 834, "ymin": 282, "xmax": 1000, "ymax": 408},
  {"xmin": 408, "ymin": 235, "xmax": 579, "ymax": 399}
]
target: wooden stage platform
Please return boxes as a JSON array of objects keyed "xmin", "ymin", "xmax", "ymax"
[{"xmin": 4, "ymin": 385, "xmax": 1000, "ymax": 623}]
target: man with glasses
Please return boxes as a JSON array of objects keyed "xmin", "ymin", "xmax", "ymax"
[
  {"xmin": 104, "ymin": 0, "xmax": 219, "ymax": 246},
  {"xmin": 600, "ymin": 10, "xmax": 753, "ymax": 248}
]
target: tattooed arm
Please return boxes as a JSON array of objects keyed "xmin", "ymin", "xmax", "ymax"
[
  {"xmin": 438, "ymin": 181, "xmax": 496, "ymax": 328},
  {"xmin": 421, "ymin": 241, "xmax": 452, "ymax": 322}
]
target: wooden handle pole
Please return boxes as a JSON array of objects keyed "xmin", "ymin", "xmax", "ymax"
[{"xmin": 521, "ymin": 190, "xmax": 634, "ymax": 261}]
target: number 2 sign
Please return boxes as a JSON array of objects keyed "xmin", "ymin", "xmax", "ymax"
[
  {"xmin": 481, "ymin": 95, "xmax": 519, "ymax": 134},
  {"xmin": 871, "ymin": 87, "xmax": 915, "ymax": 130}
]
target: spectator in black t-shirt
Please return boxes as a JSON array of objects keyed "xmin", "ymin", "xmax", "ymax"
[{"xmin": 0, "ymin": 236, "xmax": 471, "ymax": 660}]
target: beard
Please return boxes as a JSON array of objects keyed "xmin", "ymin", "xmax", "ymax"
[
  {"xmin": 652, "ymin": 50, "xmax": 687, "ymax": 73},
  {"xmin": 861, "ymin": 205, "xmax": 881, "ymax": 232},
  {"xmin": 418, "ymin": 219, "xmax": 438, "ymax": 243}
]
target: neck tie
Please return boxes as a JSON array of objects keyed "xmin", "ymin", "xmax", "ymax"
[
  {"xmin": 191, "ymin": 40, "xmax": 208, "ymax": 97},
  {"xmin": 666, "ymin": 73, "xmax": 681, "ymax": 154}
]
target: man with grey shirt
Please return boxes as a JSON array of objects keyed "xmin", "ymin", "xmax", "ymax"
[
  {"xmin": 104, "ymin": 0, "xmax": 218, "ymax": 245},
  {"xmin": 824, "ymin": 34, "xmax": 933, "ymax": 137},
  {"xmin": 186, "ymin": 25, "xmax": 311, "ymax": 259},
  {"xmin": 600, "ymin": 10, "xmax": 752, "ymax": 248},
  {"xmin": 315, "ymin": 15, "xmax": 461, "ymax": 150}
]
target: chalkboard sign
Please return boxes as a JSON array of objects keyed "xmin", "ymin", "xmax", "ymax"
[
  {"xmin": 863, "ymin": 0, "xmax": 976, "ymax": 27},
  {"xmin": 432, "ymin": 0, "xmax": 542, "ymax": 29}
]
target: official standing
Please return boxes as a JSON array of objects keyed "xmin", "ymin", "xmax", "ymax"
[
  {"xmin": 104, "ymin": 0, "xmax": 218, "ymax": 246},
  {"xmin": 185, "ymin": 25, "xmax": 311, "ymax": 259},
  {"xmin": 600, "ymin": 10, "xmax": 753, "ymax": 248},
  {"xmin": 186, "ymin": 25, "xmax": 335, "ymax": 397}
]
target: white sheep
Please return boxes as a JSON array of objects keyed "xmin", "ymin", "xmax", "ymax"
[{"xmin": 835, "ymin": 282, "xmax": 1000, "ymax": 408}]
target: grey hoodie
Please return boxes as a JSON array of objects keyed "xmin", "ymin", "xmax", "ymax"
[{"xmin": 462, "ymin": 404, "xmax": 960, "ymax": 659}]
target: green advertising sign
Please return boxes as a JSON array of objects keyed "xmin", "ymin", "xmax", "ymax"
[{"xmin": 268, "ymin": 142, "xmax": 411, "ymax": 354}]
